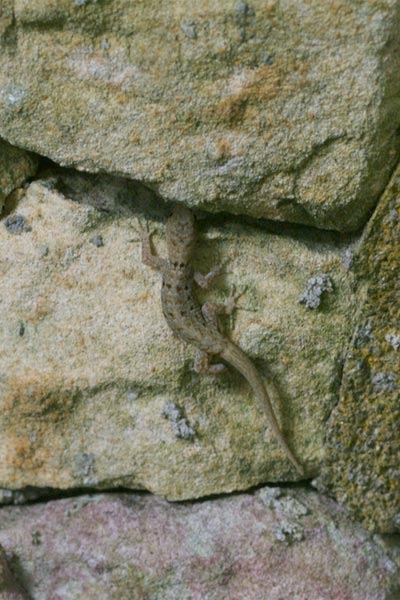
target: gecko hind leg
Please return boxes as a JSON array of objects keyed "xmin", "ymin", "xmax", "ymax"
[{"xmin": 194, "ymin": 349, "xmax": 226, "ymax": 375}]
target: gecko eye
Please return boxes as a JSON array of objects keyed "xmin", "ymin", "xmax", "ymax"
[{"xmin": 179, "ymin": 262, "xmax": 185, "ymax": 268}]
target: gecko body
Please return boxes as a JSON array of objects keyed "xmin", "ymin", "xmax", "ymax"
[{"xmin": 141, "ymin": 205, "xmax": 303, "ymax": 475}]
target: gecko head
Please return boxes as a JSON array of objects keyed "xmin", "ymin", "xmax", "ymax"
[{"xmin": 166, "ymin": 205, "xmax": 196, "ymax": 264}]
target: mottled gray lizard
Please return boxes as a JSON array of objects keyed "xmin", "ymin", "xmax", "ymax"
[{"xmin": 140, "ymin": 205, "xmax": 303, "ymax": 475}]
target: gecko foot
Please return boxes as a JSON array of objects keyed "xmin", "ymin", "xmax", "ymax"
[
  {"xmin": 201, "ymin": 285, "xmax": 247, "ymax": 326},
  {"xmin": 225, "ymin": 284, "xmax": 248, "ymax": 314},
  {"xmin": 132, "ymin": 218, "xmax": 167, "ymax": 272},
  {"xmin": 194, "ymin": 349, "xmax": 226, "ymax": 375}
]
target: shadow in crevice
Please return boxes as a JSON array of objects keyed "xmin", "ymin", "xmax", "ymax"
[
  {"xmin": 0, "ymin": 477, "xmax": 315, "ymax": 509},
  {"xmin": 5, "ymin": 154, "xmax": 363, "ymax": 254}
]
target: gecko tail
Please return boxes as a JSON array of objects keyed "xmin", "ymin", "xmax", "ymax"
[{"xmin": 220, "ymin": 341, "xmax": 304, "ymax": 476}]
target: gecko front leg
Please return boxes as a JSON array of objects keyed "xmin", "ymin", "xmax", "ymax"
[
  {"xmin": 194, "ymin": 267, "xmax": 222, "ymax": 289},
  {"xmin": 201, "ymin": 286, "xmax": 242, "ymax": 328},
  {"xmin": 139, "ymin": 223, "xmax": 168, "ymax": 272}
]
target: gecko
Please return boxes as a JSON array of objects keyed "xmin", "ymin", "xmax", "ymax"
[{"xmin": 140, "ymin": 204, "xmax": 304, "ymax": 475}]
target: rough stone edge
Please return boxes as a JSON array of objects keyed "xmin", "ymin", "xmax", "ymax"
[{"xmin": 317, "ymin": 158, "xmax": 400, "ymax": 533}]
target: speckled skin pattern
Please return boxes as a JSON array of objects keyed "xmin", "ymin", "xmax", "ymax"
[
  {"xmin": 141, "ymin": 205, "xmax": 303, "ymax": 475},
  {"xmin": 161, "ymin": 207, "xmax": 225, "ymax": 353}
]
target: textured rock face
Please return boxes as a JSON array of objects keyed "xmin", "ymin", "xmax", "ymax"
[
  {"xmin": 319, "ymin": 163, "xmax": 400, "ymax": 533},
  {"xmin": 0, "ymin": 139, "xmax": 37, "ymax": 212},
  {"xmin": 0, "ymin": 0, "xmax": 399, "ymax": 540},
  {"xmin": 0, "ymin": 171, "xmax": 356, "ymax": 498},
  {"xmin": 0, "ymin": 1, "xmax": 400, "ymax": 231},
  {"xmin": 0, "ymin": 488, "xmax": 399, "ymax": 600},
  {"xmin": 0, "ymin": 546, "xmax": 29, "ymax": 600}
]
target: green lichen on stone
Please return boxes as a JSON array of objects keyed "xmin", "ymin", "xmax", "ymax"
[{"xmin": 319, "ymin": 162, "xmax": 400, "ymax": 533}]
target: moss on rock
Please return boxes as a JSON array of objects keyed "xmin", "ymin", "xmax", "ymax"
[{"xmin": 319, "ymin": 162, "xmax": 400, "ymax": 533}]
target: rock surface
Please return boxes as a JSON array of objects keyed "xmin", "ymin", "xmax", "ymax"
[
  {"xmin": 0, "ymin": 170, "xmax": 356, "ymax": 498},
  {"xmin": 0, "ymin": 139, "xmax": 37, "ymax": 213},
  {"xmin": 0, "ymin": 488, "xmax": 399, "ymax": 600},
  {"xmin": 318, "ymin": 162, "xmax": 400, "ymax": 533},
  {"xmin": 0, "ymin": 545, "xmax": 30, "ymax": 600},
  {"xmin": 0, "ymin": 1, "xmax": 400, "ymax": 231}
]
